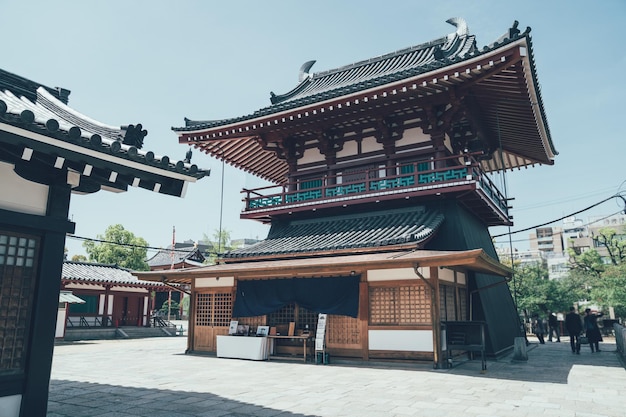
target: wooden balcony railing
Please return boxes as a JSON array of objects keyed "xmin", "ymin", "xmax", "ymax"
[{"xmin": 241, "ymin": 153, "xmax": 509, "ymax": 219}]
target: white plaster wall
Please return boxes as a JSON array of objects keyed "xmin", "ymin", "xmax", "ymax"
[
  {"xmin": 98, "ymin": 294, "xmax": 105, "ymax": 315},
  {"xmin": 0, "ymin": 395, "xmax": 21, "ymax": 417},
  {"xmin": 367, "ymin": 267, "xmax": 430, "ymax": 281},
  {"xmin": 457, "ymin": 272, "xmax": 466, "ymax": 285},
  {"xmin": 368, "ymin": 330, "xmax": 433, "ymax": 352},
  {"xmin": 396, "ymin": 127, "xmax": 430, "ymax": 147},
  {"xmin": 336, "ymin": 141, "xmax": 358, "ymax": 158},
  {"xmin": 360, "ymin": 136, "xmax": 383, "ymax": 153},
  {"xmin": 195, "ymin": 277, "xmax": 235, "ymax": 288},
  {"xmin": 107, "ymin": 295, "xmax": 114, "ymax": 315},
  {"xmin": 439, "ymin": 268, "xmax": 456, "ymax": 282},
  {"xmin": 0, "ymin": 161, "xmax": 48, "ymax": 215},
  {"xmin": 300, "ymin": 147, "xmax": 325, "ymax": 165},
  {"xmin": 55, "ymin": 307, "xmax": 66, "ymax": 338},
  {"xmin": 143, "ymin": 296, "xmax": 149, "ymax": 325}
]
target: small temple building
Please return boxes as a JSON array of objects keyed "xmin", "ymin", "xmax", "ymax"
[
  {"xmin": 0, "ymin": 68, "xmax": 208, "ymax": 416},
  {"xmin": 135, "ymin": 18, "xmax": 556, "ymax": 366}
]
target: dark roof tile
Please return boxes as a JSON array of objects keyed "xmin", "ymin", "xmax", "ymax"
[{"xmin": 224, "ymin": 207, "xmax": 444, "ymax": 258}]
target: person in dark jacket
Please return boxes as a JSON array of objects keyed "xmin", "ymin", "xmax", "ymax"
[
  {"xmin": 565, "ymin": 306, "xmax": 583, "ymax": 354},
  {"xmin": 533, "ymin": 314, "xmax": 546, "ymax": 344},
  {"xmin": 583, "ymin": 308, "xmax": 603, "ymax": 353},
  {"xmin": 548, "ymin": 311, "xmax": 560, "ymax": 342}
]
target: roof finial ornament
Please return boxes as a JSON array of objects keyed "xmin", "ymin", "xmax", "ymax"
[
  {"xmin": 509, "ymin": 20, "xmax": 520, "ymax": 38},
  {"xmin": 299, "ymin": 60, "xmax": 316, "ymax": 82},
  {"xmin": 445, "ymin": 17, "xmax": 469, "ymax": 37}
]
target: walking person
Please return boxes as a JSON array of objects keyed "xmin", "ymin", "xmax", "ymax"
[
  {"xmin": 583, "ymin": 308, "xmax": 603, "ymax": 353},
  {"xmin": 565, "ymin": 306, "xmax": 582, "ymax": 354},
  {"xmin": 533, "ymin": 314, "xmax": 546, "ymax": 344},
  {"xmin": 548, "ymin": 311, "xmax": 561, "ymax": 342}
]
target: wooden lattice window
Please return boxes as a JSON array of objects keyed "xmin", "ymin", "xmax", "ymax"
[
  {"xmin": 327, "ymin": 314, "xmax": 360, "ymax": 345},
  {"xmin": 439, "ymin": 284, "xmax": 457, "ymax": 321},
  {"xmin": 369, "ymin": 285, "xmax": 431, "ymax": 325},
  {"xmin": 268, "ymin": 303, "xmax": 318, "ymax": 332},
  {"xmin": 268, "ymin": 303, "xmax": 295, "ymax": 326},
  {"xmin": 297, "ymin": 305, "xmax": 318, "ymax": 331},
  {"xmin": 195, "ymin": 292, "xmax": 232, "ymax": 327},
  {"xmin": 459, "ymin": 287, "xmax": 467, "ymax": 320},
  {"xmin": 0, "ymin": 232, "xmax": 39, "ymax": 373}
]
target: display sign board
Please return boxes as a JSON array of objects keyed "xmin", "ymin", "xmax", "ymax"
[{"xmin": 315, "ymin": 313, "xmax": 327, "ymax": 351}]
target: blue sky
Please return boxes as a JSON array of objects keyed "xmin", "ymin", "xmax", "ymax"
[{"xmin": 3, "ymin": 1, "xmax": 625, "ymax": 257}]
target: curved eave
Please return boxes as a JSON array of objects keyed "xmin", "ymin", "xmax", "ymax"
[
  {"xmin": 133, "ymin": 248, "xmax": 512, "ymax": 284},
  {"xmin": 477, "ymin": 36, "xmax": 556, "ymax": 172}
]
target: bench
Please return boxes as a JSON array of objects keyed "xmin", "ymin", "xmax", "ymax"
[{"xmin": 444, "ymin": 321, "xmax": 487, "ymax": 371}]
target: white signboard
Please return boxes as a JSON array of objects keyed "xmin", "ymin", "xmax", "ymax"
[{"xmin": 315, "ymin": 313, "xmax": 327, "ymax": 351}]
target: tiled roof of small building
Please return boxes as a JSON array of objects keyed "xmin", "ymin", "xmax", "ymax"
[
  {"xmin": 147, "ymin": 245, "xmax": 205, "ymax": 268},
  {"xmin": 62, "ymin": 261, "xmax": 165, "ymax": 287},
  {"xmin": 224, "ymin": 206, "xmax": 444, "ymax": 258}
]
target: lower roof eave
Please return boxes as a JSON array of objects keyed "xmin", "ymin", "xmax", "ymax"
[{"xmin": 133, "ymin": 248, "xmax": 512, "ymax": 284}]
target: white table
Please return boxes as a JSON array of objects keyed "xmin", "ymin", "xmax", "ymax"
[{"xmin": 216, "ymin": 335, "xmax": 269, "ymax": 360}]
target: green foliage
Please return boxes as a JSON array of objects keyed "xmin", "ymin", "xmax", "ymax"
[
  {"xmin": 200, "ymin": 229, "xmax": 239, "ymax": 264},
  {"xmin": 567, "ymin": 247, "xmax": 604, "ymax": 278},
  {"xmin": 159, "ymin": 299, "xmax": 180, "ymax": 319},
  {"xmin": 160, "ymin": 299, "xmax": 179, "ymax": 313},
  {"xmin": 592, "ymin": 227, "xmax": 626, "ymax": 265},
  {"xmin": 590, "ymin": 263, "xmax": 626, "ymax": 318},
  {"xmin": 71, "ymin": 254, "xmax": 88, "ymax": 262},
  {"xmin": 509, "ymin": 263, "xmax": 576, "ymax": 317},
  {"xmin": 83, "ymin": 224, "xmax": 149, "ymax": 271}
]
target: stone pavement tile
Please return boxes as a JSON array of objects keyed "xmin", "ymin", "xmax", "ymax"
[{"xmin": 49, "ymin": 337, "xmax": 626, "ymax": 417}]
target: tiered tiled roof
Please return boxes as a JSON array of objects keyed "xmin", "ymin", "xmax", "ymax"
[
  {"xmin": 224, "ymin": 206, "xmax": 444, "ymax": 258},
  {"xmin": 147, "ymin": 245, "xmax": 205, "ymax": 268}
]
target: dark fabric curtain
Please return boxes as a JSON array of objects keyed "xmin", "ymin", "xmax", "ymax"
[
  {"xmin": 425, "ymin": 200, "xmax": 520, "ymax": 356},
  {"xmin": 233, "ymin": 276, "xmax": 360, "ymax": 318}
]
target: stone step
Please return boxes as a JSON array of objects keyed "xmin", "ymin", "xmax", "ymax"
[{"xmin": 116, "ymin": 327, "xmax": 178, "ymax": 339}]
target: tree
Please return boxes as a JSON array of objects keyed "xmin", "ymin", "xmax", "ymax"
[
  {"xmin": 83, "ymin": 224, "xmax": 149, "ymax": 271},
  {"xmin": 590, "ymin": 263, "xmax": 626, "ymax": 318},
  {"xmin": 591, "ymin": 227, "xmax": 626, "ymax": 266},
  {"xmin": 200, "ymin": 229, "xmax": 239, "ymax": 264},
  {"xmin": 71, "ymin": 254, "xmax": 87, "ymax": 262},
  {"xmin": 508, "ymin": 263, "xmax": 572, "ymax": 317},
  {"xmin": 567, "ymin": 247, "xmax": 604, "ymax": 278}
]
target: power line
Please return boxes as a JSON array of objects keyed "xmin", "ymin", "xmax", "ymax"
[
  {"xmin": 66, "ymin": 234, "xmax": 220, "ymax": 256},
  {"xmin": 493, "ymin": 209, "xmax": 625, "ymax": 246},
  {"xmin": 492, "ymin": 193, "xmax": 626, "ymax": 238}
]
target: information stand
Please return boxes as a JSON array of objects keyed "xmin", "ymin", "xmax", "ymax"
[{"xmin": 315, "ymin": 313, "xmax": 328, "ymax": 364}]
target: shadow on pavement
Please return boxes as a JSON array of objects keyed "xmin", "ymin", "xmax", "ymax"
[
  {"xmin": 439, "ymin": 340, "xmax": 622, "ymax": 384},
  {"xmin": 47, "ymin": 379, "xmax": 315, "ymax": 417},
  {"xmin": 319, "ymin": 339, "xmax": 622, "ymax": 385}
]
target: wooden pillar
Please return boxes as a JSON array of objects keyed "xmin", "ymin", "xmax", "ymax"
[
  {"xmin": 359, "ymin": 277, "xmax": 369, "ymax": 361},
  {"xmin": 430, "ymin": 266, "xmax": 443, "ymax": 369},
  {"xmin": 187, "ymin": 279, "xmax": 196, "ymax": 354}
]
